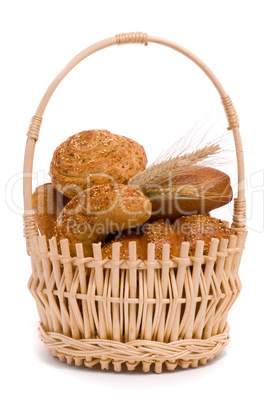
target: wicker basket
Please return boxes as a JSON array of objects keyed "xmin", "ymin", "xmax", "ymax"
[{"xmin": 23, "ymin": 32, "xmax": 247, "ymax": 373}]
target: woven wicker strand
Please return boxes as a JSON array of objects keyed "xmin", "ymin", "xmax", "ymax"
[
  {"xmin": 28, "ymin": 234, "xmax": 246, "ymax": 372},
  {"xmin": 26, "ymin": 115, "xmax": 42, "ymax": 141},
  {"xmin": 23, "ymin": 212, "xmax": 39, "ymax": 254},
  {"xmin": 39, "ymin": 323, "xmax": 230, "ymax": 372},
  {"xmin": 23, "ymin": 212, "xmax": 39, "ymax": 237},
  {"xmin": 24, "ymin": 33, "xmax": 247, "ymax": 372},
  {"xmin": 221, "ymin": 95, "xmax": 239, "ymax": 130},
  {"xmin": 115, "ymin": 32, "xmax": 148, "ymax": 45},
  {"xmin": 232, "ymin": 198, "xmax": 247, "ymax": 229}
]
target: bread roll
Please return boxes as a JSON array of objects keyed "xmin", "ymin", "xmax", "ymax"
[
  {"xmin": 173, "ymin": 214, "xmax": 232, "ymax": 255},
  {"xmin": 32, "ymin": 183, "xmax": 70, "ymax": 240},
  {"xmin": 50, "ymin": 130, "xmax": 147, "ymax": 198},
  {"xmin": 147, "ymin": 167, "xmax": 233, "ymax": 221},
  {"xmin": 102, "ymin": 215, "xmax": 232, "ymax": 259},
  {"xmin": 55, "ymin": 183, "xmax": 152, "ymax": 257},
  {"xmin": 102, "ymin": 219, "xmax": 180, "ymax": 260}
]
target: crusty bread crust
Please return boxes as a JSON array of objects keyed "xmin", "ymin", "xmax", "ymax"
[
  {"xmin": 32, "ymin": 183, "xmax": 70, "ymax": 239},
  {"xmin": 147, "ymin": 166, "xmax": 233, "ymax": 221},
  {"xmin": 55, "ymin": 183, "xmax": 152, "ymax": 256},
  {"xmin": 50, "ymin": 130, "xmax": 147, "ymax": 198},
  {"xmin": 102, "ymin": 215, "xmax": 232, "ymax": 259},
  {"xmin": 102, "ymin": 219, "xmax": 180, "ymax": 260}
]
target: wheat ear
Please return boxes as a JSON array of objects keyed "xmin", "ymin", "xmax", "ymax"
[{"xmin": 129, "ymin": 143, "xmax": 221, "ymax": 190}]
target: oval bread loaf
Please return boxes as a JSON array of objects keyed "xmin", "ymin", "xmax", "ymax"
[
  {"xmin": 146, "ymin": 166, "xmax": 233, "ymax": 221},
  {"xmin": 50, "ymin": 130, "xmax": 148, "ymax": 198},
  {"xmin": 54, "ymin": 183, "xmax": 152, "ymax": 256}
]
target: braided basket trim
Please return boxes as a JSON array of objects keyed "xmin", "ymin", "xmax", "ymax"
[{"xmin": 39, "ymin": 323, "xmax": 230, "ymax": 370}]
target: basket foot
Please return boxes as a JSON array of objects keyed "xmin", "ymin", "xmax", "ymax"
[{"xmin": 40, "ymin": 324, "xmax": 230, "ymax": 372}]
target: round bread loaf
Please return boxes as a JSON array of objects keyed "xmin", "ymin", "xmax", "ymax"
[
  {"xmin": 54, "ymin": 183, "xmax": 152, "ymax": 257},
  {"xmin": 32, "ymin": 183, "xmax": 70, "ymax": 240},
  {"xmin": 102, "ymin": 215, "xmax": 232, "ymax": 259},
  {"xmin": 50, "ymin": 129, "xmax": 147, "ymax": 198},
  {"xmin": 173, "ymin": 214, "xmax": 232, "ymax": 255},
  {"xmin": 146, "ymin": 166, "xmax": 233, "ymax": 221},
  {"xmin": 102, "ymin": 219, "xmax": 180, "ymax": 260}
]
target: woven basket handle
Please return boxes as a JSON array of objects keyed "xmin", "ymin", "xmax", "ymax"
[{"xmin": 23, "ymin": 32, "xmax": 246, "ymax": 251}]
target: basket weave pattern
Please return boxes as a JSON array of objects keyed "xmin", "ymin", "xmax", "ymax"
[
  {"xmin": 28, "ymin": 231, "xmax": 246, "ymax": 372},
  {"xmin": 24, "ymin": 32, "xmax": 247, "ymax": 372}
]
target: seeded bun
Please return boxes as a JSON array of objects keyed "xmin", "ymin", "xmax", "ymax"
[
  {"xmin": 50, "ymin": 130, "xmax": 147, "ymax": 198},
  {"xmin": 102, "ymin": 219, "xmax": 180, "ymax": 260},
  {"xmin": 102, "ymin": 215, "xmax": 232, "ymax": 259},
  {"xmin": 174, "ymin": 214, "xmax": 232, "ymax": 255},
  {"xmin": 54, "ymin": 183, "xmax": 152, "ymax": 257}
]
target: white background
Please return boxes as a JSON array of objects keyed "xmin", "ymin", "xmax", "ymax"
[{"xmin": 1, "ymin": 1, "xmax": 268, "ymax": 401}]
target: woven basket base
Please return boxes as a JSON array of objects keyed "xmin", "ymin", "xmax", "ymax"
[{"xmin": 39, "ymin": 323, "xmax": 230, "ymax": 373}]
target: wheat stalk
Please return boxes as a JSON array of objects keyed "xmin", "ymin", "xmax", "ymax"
[
  {"xmin": 146, "ymin": 185, "xmax": 231, "ymax": 201},
  {"xmin": 129, "ymin": 143, "xmax": 221, "ymax": 191}
]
